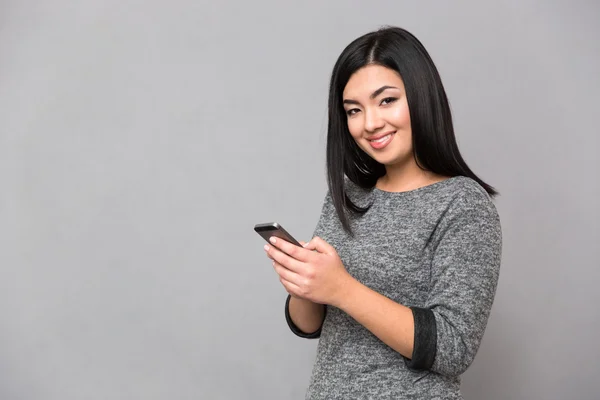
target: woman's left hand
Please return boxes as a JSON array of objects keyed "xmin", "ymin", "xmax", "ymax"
[{"xmin": 264, "ymin": 236, "xmax": 354, "ymax": 307}]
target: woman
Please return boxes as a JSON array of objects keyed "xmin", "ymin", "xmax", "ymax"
[{"xmin": 263, "ymin": 25, "xmax": 502, "ymax": 399}]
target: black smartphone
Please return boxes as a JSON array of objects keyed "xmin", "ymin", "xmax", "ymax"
[{"xmin": 254, "ymin": 222, "xmax": 302, "ymax": 247}]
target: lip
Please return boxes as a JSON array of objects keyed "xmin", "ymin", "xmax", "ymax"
[
  {"xmin": 368, "ymin": 131, "xmax": 395, "ymax": 150},
  {"xmin": 367, "ymin": 131, "xmax": 396, "ymax": 141}
]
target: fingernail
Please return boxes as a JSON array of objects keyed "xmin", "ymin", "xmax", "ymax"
[
  {"xmin": 269, "ymin": 237, "xmax": 276, "ymax": 244},
  {"xmin": 264, "ymin": 244, "xmax": 269, "ymax": 251}
]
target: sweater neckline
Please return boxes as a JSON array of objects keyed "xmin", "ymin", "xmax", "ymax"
[{"xmin": 371, "ymin": 175, "xmax": 461, "ymax": 196}]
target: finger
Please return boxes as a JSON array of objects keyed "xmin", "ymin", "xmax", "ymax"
[
  {"xmin": 266, "ymin": 243, "xmax": 304, "ymax": 273},
  {"xmin": 279, "ymin": 276, "xmax": 302, "ymax": 297},
  {"xmin": 268, "ymin": 236, "xmax": 312, "ymax": 262},
  {"xmin": 303, "ymin": 236, "xmax": 334, "ymax": 255},
  {"xmin": 273, "ymin": 260, "xmax": 302, "ymax": 285},
  {"xmin": 263, "ymin": 244, "xmax": 274, "ymax": 260}
]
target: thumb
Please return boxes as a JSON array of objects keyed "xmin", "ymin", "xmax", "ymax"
[{"xmin": 303, "ymin": 236, "xmax": 333, "ymax": 255}]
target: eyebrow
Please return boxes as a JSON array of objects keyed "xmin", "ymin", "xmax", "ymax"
[{"xmin": 343, "ymin": 85, "xmax": 399, "ymax": 105}]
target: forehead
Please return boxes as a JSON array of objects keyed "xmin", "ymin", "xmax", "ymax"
[{"xmin": 343, "ymin": 65, "xmax": 404, "ymax": 98}]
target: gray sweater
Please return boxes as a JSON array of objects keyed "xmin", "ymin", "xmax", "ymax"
[{"xmin": 285, "ymin": 176, "xmax": 502, "ymax": 399}]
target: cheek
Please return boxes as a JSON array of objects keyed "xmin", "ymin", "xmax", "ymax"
[
  {"xmin": 346, "ymin": 118, "xmax": 363, "ymax": 140},
  {"xmin": 389, "ymin": 102, "xmax": 411, "ymax": 126}
]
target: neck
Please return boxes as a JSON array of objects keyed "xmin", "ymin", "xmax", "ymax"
[{"xmin": 377, "ymin": 158, "xmax": 446, "ymax": 192}]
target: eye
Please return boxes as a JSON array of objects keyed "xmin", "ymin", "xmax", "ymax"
[
  {"xmin": 380, "ymin": 97, "xmax": 398, "ymax": 105},
  {"xmin": 346, "ymin": 108, "xmax": 360, "ymax": 116}
]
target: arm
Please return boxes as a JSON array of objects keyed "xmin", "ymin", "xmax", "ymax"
[
  {"xmin": 334, "ymin": 281, "xmax": 416, "ymax": 358},
  {"xmin": 419, "ymin": 198, "xmax": 502, "ymax": 376},
  {"xmin": 285, "ymin": 295, "xmax": 326, "ymax": 338},
  {"xmin": 334, "ymin": 279, "xmax": 436, "ymax": 369}
]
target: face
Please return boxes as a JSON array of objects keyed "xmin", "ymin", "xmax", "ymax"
[{"xmin": 342, "ymin": 64, "xmax": 413, "ymax": 167}]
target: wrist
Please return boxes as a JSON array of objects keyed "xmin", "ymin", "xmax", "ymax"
[{"xmin": 331, "ymin": 273, "xmax": 359, "ymax": 310}]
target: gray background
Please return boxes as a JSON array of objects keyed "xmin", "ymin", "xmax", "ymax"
[{"xmin": 1, "ymin": 1, "xmax": 598, "ymax": 399}]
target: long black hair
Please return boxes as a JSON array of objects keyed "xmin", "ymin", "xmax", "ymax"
[{"xmin": 326, "ymin": 26, "xmax": 498, "ymax": 234}]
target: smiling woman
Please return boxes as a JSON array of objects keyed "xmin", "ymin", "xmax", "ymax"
[{"xmin": 263, "ymin": 26, "xmax": 502, "ymax": 400}]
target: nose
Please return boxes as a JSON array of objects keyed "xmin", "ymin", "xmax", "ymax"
[{"xmin": 363, "ymin": 107, "xmax": 385, "ymax": 133}]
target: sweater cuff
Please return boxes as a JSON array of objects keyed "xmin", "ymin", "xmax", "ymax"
[
  {"xmin": 404, "ymin": 307, "xmax": 437, "ymax": 370},
  {"xmin": 284, "ymin": 295, "xmax": 325, "ymax": 339}
]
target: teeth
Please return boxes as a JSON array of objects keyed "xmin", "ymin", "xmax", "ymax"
[{"xmin": 371, "ymin": 134, "xmax": 391, "ymax": 143}]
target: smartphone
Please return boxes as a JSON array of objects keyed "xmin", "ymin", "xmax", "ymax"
[{"xmin": 254, "ymin": 222, "xmax": 302, "ymax": 247}]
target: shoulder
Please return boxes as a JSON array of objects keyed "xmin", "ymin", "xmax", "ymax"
[
  {"xmin": 434, "ymin": 176, "xmax": 502, "ymax": 237},
  {"xmin": 442, "ymin": 176, "xmax": 498, "ymax": 213},
  {"xmin": 428, "ymin": 177, "xmax": 503, "ymax": 266}
]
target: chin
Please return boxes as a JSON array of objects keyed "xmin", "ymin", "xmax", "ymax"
[
  {"xmin": 359, "ymin": 139, "xmax": 405, "ymax": 161},
  {"xmin": 374, "ymin": 152, "xmax": 413, "ymax": 167}
]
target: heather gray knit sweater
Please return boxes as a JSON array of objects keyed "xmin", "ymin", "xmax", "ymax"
[{"xmin": 284, "ymin": 176, "xmax": 502, "ymax": 399}]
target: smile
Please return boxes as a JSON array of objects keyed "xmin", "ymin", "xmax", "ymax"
[{"xmin": 368, "ymin": 132, "xmax": 395, "ymax": 149}]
